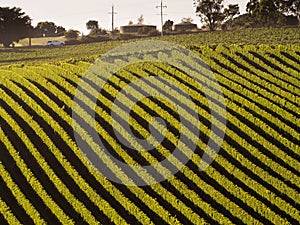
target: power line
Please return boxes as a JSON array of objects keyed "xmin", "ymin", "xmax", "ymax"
[{"xmin": 156, "ymin": 0, "xmax": 167, "ymax": 36}]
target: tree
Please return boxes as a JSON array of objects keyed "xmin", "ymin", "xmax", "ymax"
[
  {"xmin": 224, "ymin": 4, "xmax": 240, "ymax": 21},
  {"xmin": 33, "ymin": 22, "xmax": 65, "ymax": 37},
  {"xmin": 260, "ymin": 0, "xmax": 278, "ymax": 15},
  {"xmin": 0, "ymin": 7, "xmax": 32, "ymax": 47},
  {"xmin": 163, "ymin": 20, "xmax": 174, "ymax": 31},
  {"xmin": 181, "ymin": 17, "xmax": 194, "ymax": 23},
  {"xmin": 128, "ymin": 20, "xmax": 134, "ymax": 25},
  {"xmin": 86, "ymin": 20, "xmax": 99, "ymax": 32},
  {"xmin": 278, "ymin": 0, "xmax": 300, "ymax": 23},
  {"xmin": 64, "ymin": 29, "xmax": 80, "ymax": 39},
  {"xmin": 222, "ymin": 4, "xmax": 240, "ymax": 30},
  {"xmin": 86, "ymin": 20, "xmax": 107, "ymax": 35},
  {"xmin": 194, "ymin": 0, "xmax": 239, "ymax": 31},
  {"xmin": 56, "ymin": 26, "xmax": 66, "ymax": 36},
  {"xmin": 137, "ymin": 15, "xmax": 144, "ymax": 24},
  {"xmin": 35, "ymin": 21, "xmax": 57, "ymax": 37},
  {"xmin": 286, "ymin": 0, "xmax": 300, "ymax": 16},
  {"xmin": 246, "ymin": 0, "xmax": 260, "ymax": 15},
  {"xmin": 222, "ymin": 13, "xmax": 257, "ymax": 30},
  {"xmin": 287, "ymin": 0, "xmax": 300, "ymax": 23},
  {"xmin": 246, "ymin": 0, "xmax": 286, "ymax": 26},
  {"xmin": 194, "ymin": 0, "xmax": 226, "ymax": 31}
]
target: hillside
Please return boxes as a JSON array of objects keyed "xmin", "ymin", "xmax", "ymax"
[{"xmin": 0, "ymin": 28, "xmax": 299, "ymax": 225}]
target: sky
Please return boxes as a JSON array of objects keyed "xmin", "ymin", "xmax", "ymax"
[{"xmin": 1, "ymin": 0, "xmax": 248, "ymax": 34}]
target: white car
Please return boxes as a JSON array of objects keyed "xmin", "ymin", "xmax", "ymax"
[{"xmin": 47, "ymin": 40, "xmax": 65, "ymax": 46}]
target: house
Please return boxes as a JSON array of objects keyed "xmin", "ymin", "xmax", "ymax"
[{"xmin": 173, "ymin": 22, "xmax": 198, "ymax": 32}]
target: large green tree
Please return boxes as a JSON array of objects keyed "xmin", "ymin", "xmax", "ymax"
[
  {"xmin": 86, "ymin": 20, "xmax": 99, "ymax": 32},
  {"xmin": 56, "ymin": 26, "xmax": 67, "ymax": 36},
  {"xmin": 194, "ymin": 0, "xmax": 239, "ymax": 31},
  {"xmin": 246, "ymin": 0, "xmax": 298, "ymax": 26},
  {"xmin": 0, "ymin": 7, "xmax": 32, "ymax": 47},
  {"xmin": 86, "ymin": 20, "xmax": 107, "ymax": 35},
  {"xmin": 34, "ymin": 21, "xmax": 61, "ymax": 37}
]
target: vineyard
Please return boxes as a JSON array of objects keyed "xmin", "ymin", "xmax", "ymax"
[{"xmin": 0, "ymin": 30, "xmax": 299, "ymax": 224}]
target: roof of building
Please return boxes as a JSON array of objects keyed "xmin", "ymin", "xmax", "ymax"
[{"xmin": 121, "ymin": 24, "xmax": 156, "ymax": 28}]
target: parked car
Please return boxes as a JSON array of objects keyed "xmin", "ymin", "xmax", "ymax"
[{"xmin": 47, "ymin": 40, "xmax": 65, "ymax": 46}]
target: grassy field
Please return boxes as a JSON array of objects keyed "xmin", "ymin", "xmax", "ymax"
[
  {"xmin": 14, "ymin": 36, "xmax": 67, "ymax": 47},
  {"xmin": 0, "ymin": 27, "xmax": 299, "ymax": 224}
]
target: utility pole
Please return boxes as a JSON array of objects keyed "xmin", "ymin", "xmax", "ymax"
[
  {"xmin": 156, "ymin": 0, "xmax": 167, "ymax": 36},
  {"xmin": 109, "ymin": 4, "xmax": 117, "ymax": 33}
]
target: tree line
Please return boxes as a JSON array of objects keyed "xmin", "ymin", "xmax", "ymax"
[
  {"xmin": 194, "ymin": 0, "xmax": 299, "ymax": 31},
  {"xmin": 0, "ymin": 1, "xmax": 299, "ymax": 47}
]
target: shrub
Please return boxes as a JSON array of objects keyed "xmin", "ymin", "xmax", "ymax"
[{"xmin": 64, "ymin": 30, "xmax": 80, "ymax": 39}]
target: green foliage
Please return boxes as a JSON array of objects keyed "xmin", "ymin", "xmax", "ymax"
[
  {"xmin": 64, "ymin": 29, "xmax": 80, "ymax": 39},
  {"xmin": 224, "ymin": 4, "xmax": 240, "ymax": 21},
  {"xmin": 86, "ymin": 20, "xmax": 108, "ymax": 36},
  {"xmin": 89, "ymin": 28, "xmax": 108, "ymax": 36},
  {"xmin": 0, "ymin": 7, "xmax": 32, "ymax": 47},
  {"xmin": 34, "ymin": 21, "xmax": 66, "ymax": 37},
  {"xmin": 246, "ymin": 0, "xmax": 299, "ymax": 27},
  {"xmin": 86, "ymin": 20, "xmax": 99, "ymax": 31},
  {"xmin": 56, "ymin": 26, "xmax": 66, "ymax": 36},
  {"xmin": 194, "ymin": 0, "xmax": 225, "ymax": 31},
  {"xmin": 194, "ymin": 0, "xmax": 240, "ymax": 31},
  {"xmin": 163, "ymin": 20, "xmax": 174, "ymax": 32}
]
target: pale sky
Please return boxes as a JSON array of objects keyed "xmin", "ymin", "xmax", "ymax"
[{"xmin": 1, "ymin": 0, "xmax": 248, "ymax": 34}]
